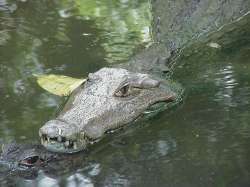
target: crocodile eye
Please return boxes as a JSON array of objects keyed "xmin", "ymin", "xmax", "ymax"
[
  {"xmin": 114, "ymin": 84, "xmax": 130, "ymax": 97},
  {"xmin": 20, "ymin": 156, "xmax": 40, "ymax": 167}
]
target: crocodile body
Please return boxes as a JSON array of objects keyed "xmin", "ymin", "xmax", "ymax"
[
  {"xmin": 39, "ymin": 0, "xmax": 250, "ymax": 153},
  {"xmin": 0, "ymin": 0, "xmax": 250, "ymax": 172},
  {"xmin": 0, "ymin": 142, "xmax": 89, "ymax": 179}
]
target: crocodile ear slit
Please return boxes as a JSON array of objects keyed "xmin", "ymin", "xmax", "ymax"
[{"xmin": 139, "ymin": 78, "xmax": 160, "ymax": 88}]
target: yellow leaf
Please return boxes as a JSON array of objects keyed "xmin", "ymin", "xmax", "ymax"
[
  {"xmin": 207, "ymin": 42, "xmax": 221, "ymax": 49},
  {"xmin": 34, "ymin": 74, "xmax": 86, "ymax": 96}
]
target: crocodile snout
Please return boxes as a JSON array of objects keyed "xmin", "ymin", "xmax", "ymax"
[
  {"xmin": 39, "ymin": 120, "xmax": 62, "ymax": 138},
  {"xmin": 39, "ymin": 119, "xmax": 87, "ymax": 153}
]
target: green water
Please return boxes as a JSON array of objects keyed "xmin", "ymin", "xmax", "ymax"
[{"xmin": 1, "ymin": 0, "xmax": 250, "ymax": 186}]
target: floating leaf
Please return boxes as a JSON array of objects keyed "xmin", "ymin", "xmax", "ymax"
[
  {"xmin": 207, "ymin": 42, "xmax": 221, "ymax": 49},
  {"xmin": 34, "ymin": 74, "xmax": 86, "ymax": 96}
]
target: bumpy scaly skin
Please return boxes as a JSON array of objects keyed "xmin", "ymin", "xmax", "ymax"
[
  {"xmin": 38, "ymin": 0, "xmax": 250, "ymax": 154},
  {"xmin": 37, "ymin": 0, "xmax": 250, "ymax": 154},
  {"xmin": 0, "ymin": 142, "xmax": 86, "ymax": 178},
  {"xmin": 39, "ymin": 68, "xmax": 180, "ymax": 153},
  {"xmin": 0, "ymin": 143, "xmax": 55, "ymax": 169}
]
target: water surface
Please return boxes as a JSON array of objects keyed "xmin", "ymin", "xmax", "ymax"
[{"xmin": 0, "ymin": 0, "xmax": 250, "ymax": 187}]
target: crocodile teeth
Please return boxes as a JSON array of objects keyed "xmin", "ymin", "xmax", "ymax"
[
  {"xmin": 47, "ymin": 137, "xmax": 50, "ymax": 142},
  {"xmin": 44, "ymin": 140, "xmax": 48, "ymax": 146},
  {"xmin": 73, "ymin": 142, "xmax": 77, "ymax": 149},
  {"xmin": 58, "ymin": 128, "xmax": 62, "ymax": 136},
  {"xmin": 65, "ymin": 140, "xmax": 70, "ymax": 147},
  {"xmin": 41, "ymin": 138, "xmax": 44, "ymax": 144},
  {"xmin": 57, "ymin": 136, "xmax": 62, "ymax": 142}
]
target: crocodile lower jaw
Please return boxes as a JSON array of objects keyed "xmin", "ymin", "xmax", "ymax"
[{"xmin": 40, "ymin": 134, "xmax": 83, "ymax": 153}]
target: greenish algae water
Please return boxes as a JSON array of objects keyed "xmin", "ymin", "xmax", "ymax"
[{"xmin": 0, "ymin": 0, "xmax": 250, "ymax": 186}]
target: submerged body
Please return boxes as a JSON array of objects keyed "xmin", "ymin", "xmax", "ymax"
[
  {"xmin": 0, "ymin": 142, "xmax": 89, "ymax": 179},
  {"xmin": 0, "ymin": 0, "xmax": 250, "ymax": 179},
  {"xmin": 39, "ymin": 0, "xmax": 250, "ymax": 154}
]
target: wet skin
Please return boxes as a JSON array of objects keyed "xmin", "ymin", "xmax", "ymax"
[{"xmin": 39, "ymin": 68, "xmax": 182, "ymax": 153}]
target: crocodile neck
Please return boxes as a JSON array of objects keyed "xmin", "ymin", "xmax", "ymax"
[
  {"xmin": 120, "ymin": 0, "xmax": 250, "ymax": 77},
  {"xmin": 119, "ymin": 43, "xmax": 171, "ymax": 77}
]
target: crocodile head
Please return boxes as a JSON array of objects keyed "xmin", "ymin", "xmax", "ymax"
[
  {"xmin": 0, "ymin": 143, "xmax": 55, "ymax": 170},
  {"xmin": 0, "ymin": 142, "xmax": 89, "ymax": 179},
  {"xmin": 39, "ymin": 68, "xmax": 182, "ymax": 153}
]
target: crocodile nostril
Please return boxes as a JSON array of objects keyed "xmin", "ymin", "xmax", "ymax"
[
  {"xmin": 39, "ymin": 119, "xmax": 65, "ymax": 138},
  {"xmin": 47, "ymin": 126, "xmax": 59, "ymax": 136}
]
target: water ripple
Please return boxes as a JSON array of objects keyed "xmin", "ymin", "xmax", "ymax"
[{"xmin": 213, "ymin": 64, "xmax": 240, "ymax": 107}]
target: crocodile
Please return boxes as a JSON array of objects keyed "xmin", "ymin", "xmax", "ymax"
[
  {"xmin": 38, "ymin": 0, "xmax": 250, "ymax": 153},
  {"xmin": 0, "ymin": 138, "xmax": 127, "ymax": 179},
  {"xmin": 0, "ymin": 142, "xmax": 89, "ymax": 179},
  {"xmin": 0, "ymin": 143, "xmax": 54, "ymax": 167},
  {"xmin": 0, "ymin": 0, "xmax": 250, "ymax": 179}
]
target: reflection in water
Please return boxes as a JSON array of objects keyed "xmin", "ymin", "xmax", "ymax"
[
  {"xmin": 157, "ymin": 139, "xmax": 177, "ymax": 157},
  {"xmin": 66, "ymin": 173, "xmax": 93, "ymax": 187},
  {"xmin": 172, "ymin": 13, "xmax": 250, "ymax": 187},
  {"xmin": 0, "ymin": 0, "xmax": 103, "ymax": 141},
  {"xmin": 54, "ymin": 0, "xmax": 152, "ymax": 63},
  {"xmin": 1, "ymin": 0, "xmax": 250, "ymax": 187},
  {"xmin": 37, "ymin": 175, "xmax": 59, "ymax": 187},
  {"xmin": 102, "ymin": 172, "xmax": 130, "ymax": 187},
  {"xmin": 79, "ymin": 162, "xmax": 101, "ymax": 177},
  {"xmin": 127, "ymin": 137, "xmax": 177, "ymax": 162},
  {"xmin": 214, "ymin": 64, "xmax": 238, "ymax": 107},
  {"xmin": 0, "ymin": 0, "xmax": 151, "ymax": 142}
]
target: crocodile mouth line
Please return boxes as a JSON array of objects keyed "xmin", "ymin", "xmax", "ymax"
[{"xmin": 39, "ymin": 133, "xmax": 80, "ymax": 153}]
